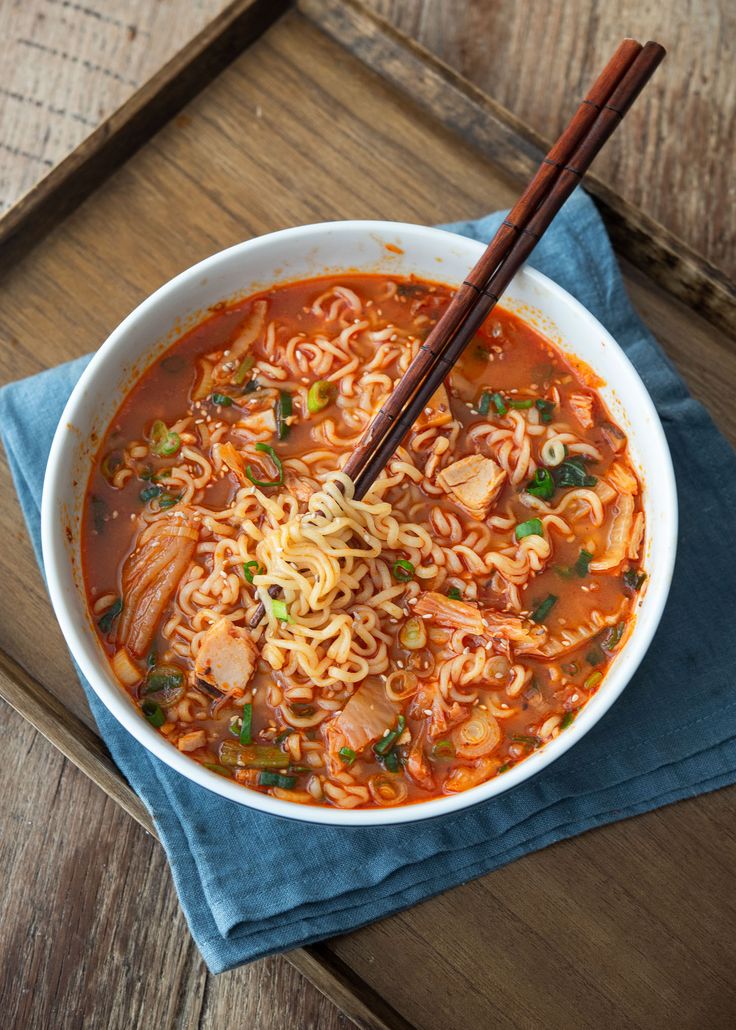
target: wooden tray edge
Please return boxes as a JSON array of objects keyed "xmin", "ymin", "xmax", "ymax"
[
  {"xmin": 300, "ymin": 0, "xmax": 736, "ymax": 340},
  {"xmin": 0, "ymin": 645, "xmax": 411, "ymax": 1030},
  {"xmin": 0, "ymin": 0, "xmax": 290, "ymax": 275}
]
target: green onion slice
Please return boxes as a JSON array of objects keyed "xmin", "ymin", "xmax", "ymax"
[
  {"xmin": 243, "ymin": 560, "xmax": 263, "ymax": 584},
  {"xmin": 526, "ymin": 468, "xmax": 555, "ymax": 500},
  {"xmin": 535, "ymin": 398, "xmax": 555, "ymax": 423},
  {"xmin": 211, "ymin": 392, "xmax": 233, "ymax": 407},
  {"xmin": 240, "ymin": 702, "xmax": 253, "ymax": 745},
  {"xmin": 373, "ymin": 715, "xmax": 406, "ymax": 756},
  {"xmin": 307, "ymin": 380, "xmax": 334, "ymax": 414},
  {"xmin": 232, "ymin": 355, "xmax": 255, "ymax": 385},
  {"xmin": 271, "ymin": 598, "xmax": 293, "ymax": 623},
  {"xmin": 477, "ymin": 391, "xmax": 491, "ymax": 416},
  {"xmin": 431, "ymin": 739, "xmax": 455, "ymax": 759},
  {"xmin": 220, "ymin": 740, "xmax": 287, "ymax": 769},
  {"xmin": 515, "ymin": 518, "xmax": 543, "ymax": 541},
  {"xmin": 382, "ymin": 749, "xmax": 401, "ymax": 772},
  {"xmin": 554, "ymin": 457, "xmax": 597, "ymax": 488},
  {"xmin": 158, "ymin": 491, "xmax": 182, "ymax": 509},
  {"xmin": 508, "ymin": 398, "xmax": 533, "ymax": 409},
  {"xmin": 447, "ymin": 586, "xmax": 462, "ymax": 600},
  {"xmin": 258, "ymin": 771, "xmax": 296, "ymax": 789},
  {"xmin": 150, "ymin": 420, "xmax": 181, "ymax": 457},
  {"xmin": 97, "ymin": 598, "xmax": 123, "ymax": 634},
  {"xmin": 246, "ymin": 442, "xmax": 284, "ymax": 488},
  {"xmin": 560, "ymin": 711, "xmax": 576, "ymax": 730},
  {"xmin": 275, "ymin": 390, "xmax": 293, "ymax": 441},
  {"xmin": 143, "ymin": 664, "xmax": 185, "ymax": 707},
  {"xmin": 531, "ymin": 593, "xmax": 558, "ymax": 623},
  {"xmin": 602, "ymin": 621, "xmax": 625, "ymax": 652},
  {"xmin": 392, "ymin": 559, "xmax": 415, "ymax": 582},
  {"xmin": 139, "ymin": 484, "xmax": 163, "ymax": 503},
  {"xmin": 584, "ymin": 671, "xmax": 603, "ymax": 690},
  {"xmin": 575, "ymin": 549, "xmax": 593, "ymax": 577},
  {"xmin": 491, "ymin": 392, "xmax": 507, "ymax": 415},
  {"xmin": 339, "ymin": 747, "xmax": 356, "ymax": 766},
  {"xmin": 624, "ymin": 569, "xmax": 646, "ymax": 591},
  {"xmin": 141, "ymin": 700, "xmax": 165, "ymax": 728}
]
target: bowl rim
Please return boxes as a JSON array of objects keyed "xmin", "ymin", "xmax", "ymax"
[{"xmin": 41, "ymin": 218, "xmax": 678, "ymax": 826}]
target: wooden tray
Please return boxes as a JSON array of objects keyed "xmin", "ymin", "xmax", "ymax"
[{"xmin": 2, "ymin": 2, "xmax": 736, "ymax": 1026}]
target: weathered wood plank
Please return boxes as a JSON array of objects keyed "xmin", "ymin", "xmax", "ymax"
[{"xmin": 1, "ymin": 9, "xmax": 735, "ymax": 1030}]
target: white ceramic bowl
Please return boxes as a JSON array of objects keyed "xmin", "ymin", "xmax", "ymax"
[{"xmin": 41, "ymin": 221, "xmax": 677, "ymax": 825}]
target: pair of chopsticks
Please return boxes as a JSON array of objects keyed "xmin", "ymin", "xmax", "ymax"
[{"xmin": 249, "ymin": 38, "xmax": 664, "ymax": 628}]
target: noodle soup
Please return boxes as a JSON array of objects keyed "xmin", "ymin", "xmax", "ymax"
[{"xmin": 82, "ymin": 274, "xmax": 646, "ymax": 810}]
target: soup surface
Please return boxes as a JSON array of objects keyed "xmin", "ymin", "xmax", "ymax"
[{"xmin": 83, "ymin": 274, "xmax": 646, "ymax": 809}]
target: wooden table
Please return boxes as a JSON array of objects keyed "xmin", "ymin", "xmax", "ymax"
[{"xmin": 2, "ymin": 4, "xmax": 735, "ymax": 1029}]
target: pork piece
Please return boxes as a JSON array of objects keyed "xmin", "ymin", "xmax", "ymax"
[
  {"xmin": 324, "ymin": 678, "xmax": 397, "ymax": 769},
  {"xmin": 117, "ymin": 514, "xmax": 198, "ymax": 658},
  {"xmin": 195, "ymin": 618, "xmax": 258, "ymax": 696},
  {"xmin": 416, "ymin": 383, "xmax": 453, "ymax": 430},
  {"xmin": 212, "ymin": 299, "xmax": 267, "ymax": 383},
  {"xmin": 436, "ymin": 453, "xmax": 506, "ymax": 519},
  {"xmin": 413, "ymin": 591, "xmax": 485, "ymax": 634}
]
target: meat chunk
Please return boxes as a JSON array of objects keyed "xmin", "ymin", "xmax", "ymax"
[
  {"xmin": 177, "ymin": 730, "xmax": 207, "ymax": 753},
  {"xmin": 118, "ymin": 514, "xmax": 199, "ymax": 658},
  {"xmin": 436, "ymin": 454, "xmax": 506, "ymax": 519},
  {"xmin": 195, "ymin": 618, "xmax": 258, "ymax": 696},
  {"xmin": 324, "ymin": 678, "xmax": 396, "ymax": 771},
  {"xmin": 413, "ymin": 591, "xmax": 484, "ymax": 634},
  {"xmin": 416, "ymin": 383, "xmax": 453, "ymax": 430}
]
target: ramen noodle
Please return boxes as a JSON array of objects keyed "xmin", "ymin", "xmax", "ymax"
[{"xmin": 82, "ymin": 274, "xmax": 646, "ymax": 809}]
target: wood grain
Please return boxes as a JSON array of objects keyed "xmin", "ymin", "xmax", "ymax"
[
  {"xmin": 361, "ymin": 0, "xmax": 736, "ymax": 281},
  {"xmin": 1, "ymin": 8, "xmax": 735, "ymax": 1029},
  {"xmin": 0, "ymin": 0, "xmax": 229, "ymax": 211},
  {"xmin": 0, "ymin": 703, "xmax": 354, "ymax": 1030},
  {"xmin": 301, "ymin": 0, "xmax": 736, "ymax": 338}
]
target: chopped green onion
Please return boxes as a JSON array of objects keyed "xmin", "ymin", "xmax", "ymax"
[
  {"xmin": 511, "ymin": 734, "xmax": 541, "ymax": 748},
  {"xmin": 307, "ymin": 380, "xmax": 334, "ymax": 414},
  {"xmin": 275, "ymin": 390, "xmax": 293, "ymax": 441},
  {"xmin": 477, "ymin": 391, "xmax": 491, "ymax": 416},
  {"xmin": 554, "ymin": 457, "xmax": 597, "ymax": 488},
  {"xmin": 373, "ymin": 715, "xmax": 406, "ymax": 756},
  {"xmin": 535, "ymin": 398, "xmax": 555, "ymax": 423},
  {"xmin": 243, "ymin": 378, "xmax": 261, "ymax": 393},
  {"xmin": 232, "ymin": 355, "xmax": 255, "ymax": 385},
  {"xmin": 273, "ymin": 729, "xmax": 293, "ymax": 745},
  {"xmin": 204, "ymin": 763, "xmax": 232, "ymax": 777},
  {"xmin": 139, "ymin": 484, "xmax": 163, "ymax": 503},
  {"xmin": 150, "ymin": 420, "xmax": 181, "ymax": 457},
  {"xmin": 97, "ymin": 598, "xmax": 123, "ymax": 633},
  {"xmin": 146, "ymin": 649, "xmax": 158, "ymax": 670},
  {"xmin": 144, "ymin": 664, "xmax": 185, "ymax": 707},
  {"xmin": 575, "ymin": 549, "xmax": 594, "ymax": 577},
  {"xmin": 526, "ymin": 468, "xmax": 555, "ymax": 500},
  {"xmin": 560, "ymin": 711, "xmax": 576, "ymax": 730},
  {"xmin": 90, "ymin": 495, "xmax": 107, "ymax": 534},
  {"xmin": 392, "ymin": 559, "xmax": 415, "ymax": 582},
  {"xmin": 246, "ymin": 442, "xmax": 284, "ymax": 488},
  {"xmin": 624, "ymin": 569, "xmax": 646, "ymax": 591},
  {"xmin": 228, "ymin": 717, "xmax": 242, "ymax": 738},
  {"xmin": 431, "ymin": 740, "xmax": 455, "ymax": 759},
  {"xmin": 258, "ymin": 771, "xmax": 296, "ymax": 789},
  {"xmin": 271, "ymin": 598, "xmax": 293, "ymax": 623},
  {"xmin": 447, "ymin": 586, "xmax": 462, "ymax": 600},
  {"xmin": 211, "ymin": 392, "xmax": 233, "ymax": 407},
  {"xmin": 602, "ymin": 622, "xmax": 625, "ymax": 652},
  {"xmin": 584, "ymin": 671, "xmax": 603, "ymax": 690},
  {"xmin": 141, "ymin": 700, "xmax": 165, "ymax": 728},
  {"xmin": 554, "ymin": 565, "xmax": 574, "ymax": 579},
  {"xmin": 220, "ymin": 740, "xmax": 287, "ymax": 769},
  {"xmin": 339, "ymin": 747, "xmax": 356, "ymax": 766},
  {"xmin": 243, "ymin": 560, "xmax": 263, "ymax": 584},
  {"xmin": 531, "ymin": 593, "xmax": 558, "ymax": 623},
  {"xmin": 515, "ymin": 518, "xmax": 543, "ymax": 541},
  {"xmin": 382, "ymin": 749, "xmax": 401, "ymax": 772},
  {"xmin": 497, "ymin": 762, "xmax": 511, "ymax": 774},
  {"xmin": 508, "ymin": 398, "xmax": 533, "ymax": 409},
  {"xmin": 491, "ymin": 392, "xmax": 507, "ymax": 415},
  {"xmin": 158, "ymin": 491, "xmax": 182, "ymax": 509},
  {"xmin": 240, "ymin": 703, "xmax": 253, "ymax": 745}
]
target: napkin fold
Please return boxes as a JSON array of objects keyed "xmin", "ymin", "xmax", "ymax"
[{"xmin": 2, "ymin": 189, "xmax": 735, "ymax": 973}]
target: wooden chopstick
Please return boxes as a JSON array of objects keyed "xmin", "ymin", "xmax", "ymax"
[
  {"xmin": 341, "ymin": 37, "xmax": 644, "ymax": 493},
  {"xmin": 348, "ymin": 40, "xmax": 666, "ymax": 500},
  {"xmin": 248, "ymin": 39, "xmax": 664, "ymax": 628}
]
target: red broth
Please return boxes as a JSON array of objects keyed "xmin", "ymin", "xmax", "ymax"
[{"xmin": 82, "ymin": 274, "xmax": 645, "ymax": 810}]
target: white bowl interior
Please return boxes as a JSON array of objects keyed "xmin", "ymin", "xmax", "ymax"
[{"xmin": 41, "ymin": 221, "xmax": 677, "ymax": 825}]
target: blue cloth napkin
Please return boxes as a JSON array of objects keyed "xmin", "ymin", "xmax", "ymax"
[{"xmin": 2, "ymin": 189, "xmax": 735, "ymax": 974}]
